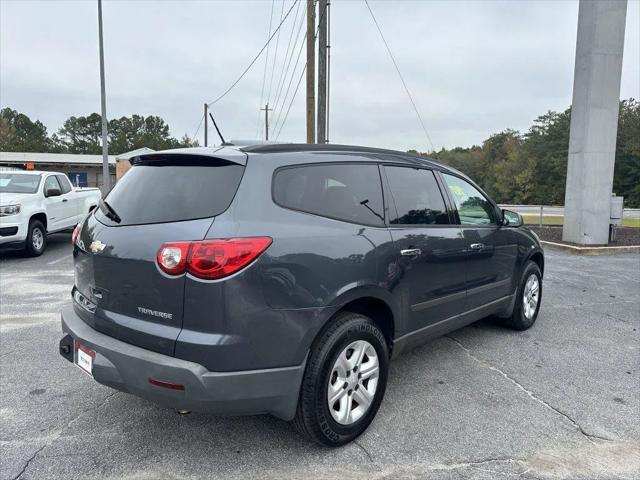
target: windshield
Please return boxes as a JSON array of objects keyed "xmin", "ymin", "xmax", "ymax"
[{"xmin": 0, "ymin": 173, "xmax": 42, "ymax": 194}]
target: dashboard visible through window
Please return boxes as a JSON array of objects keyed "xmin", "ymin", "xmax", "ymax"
[{"xmin": 442, "ymin": 173, "xmax": 496, "ymax": 225}]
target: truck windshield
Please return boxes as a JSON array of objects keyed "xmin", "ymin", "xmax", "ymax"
[{"xmin": 0, "ymin": 173, "xmax": 42, "ymax": 193}]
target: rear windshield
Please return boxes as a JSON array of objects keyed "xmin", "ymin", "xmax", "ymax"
[{"xmin": 96, "ymin": 156, "xmax": 244, "ymax": 226}]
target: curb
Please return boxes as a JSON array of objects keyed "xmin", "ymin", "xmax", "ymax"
[{"xmin": 541, "ymin": 241, "xmax": 640, "ymax": 256}]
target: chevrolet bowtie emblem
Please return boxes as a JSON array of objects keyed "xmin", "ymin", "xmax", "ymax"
[{"xmin": 89, "ymin": 240, "xmax": 106, "ymax": 253}]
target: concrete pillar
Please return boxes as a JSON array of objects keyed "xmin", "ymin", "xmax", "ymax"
[{"xmin": 562, "ymin": 0, "xmax": 627, "ymax": 245}]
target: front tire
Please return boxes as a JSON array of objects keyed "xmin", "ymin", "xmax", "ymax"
[
  {"xmin": 501, "ymin": 261, "xmax": 542, "ymax": 330},
  {"xmin": 25, "ymin": 220, "xmax": 46, "ymax": 256},
  {"xmin": 293, "ymin": 311, "xmax": 389, "ymax": 447}
]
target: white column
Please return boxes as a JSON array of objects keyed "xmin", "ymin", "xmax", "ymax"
[{"xmin": 563, "ymin": 0, "xmax": 627, "ymax": 245}]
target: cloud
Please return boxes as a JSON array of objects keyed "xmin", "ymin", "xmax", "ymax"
[{"xmin": 1, "ymin": 0, "xmax": 638, "ymax": 151}]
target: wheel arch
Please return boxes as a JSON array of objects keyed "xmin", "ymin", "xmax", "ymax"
[
  {"xmin": 29, "ymin": 212, "xmax": 48, "ymax": 231},
  {"xmin": 527, "ymin": 249, "xmax": 544, "ymax": 277},
  {"xmin": 310, "ymin": 287, "xmax": 398, "ymax": 357}
]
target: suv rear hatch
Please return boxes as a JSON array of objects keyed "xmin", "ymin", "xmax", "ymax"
[{"xmin": 73, "ymin": 150, "xmax": 245, "ymax": 355}]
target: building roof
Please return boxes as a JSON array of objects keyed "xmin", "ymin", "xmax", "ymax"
[
  {"xmin": 0, "ymin": 151, "xmax": 117, "ymax": 165},
  {"xmin": 115, "ymin": 147, "xmax": 155, "ymax": 161},
  {"xmin": 0, "ymin": 148, "xmax": 155, "ymax": 166}
]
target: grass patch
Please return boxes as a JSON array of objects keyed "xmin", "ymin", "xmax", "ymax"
[{"xmin": 522, "ymin": 214, "xmax": 639, "ymax": 228}]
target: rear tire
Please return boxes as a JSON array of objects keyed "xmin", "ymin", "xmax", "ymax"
[
  {"xmin": 501, "ymin": 261, "xmax": 542, "ymax": 330},
  {"xmin": 293, "ymin": 311, "xmax": 389, "ymax": 447},
  {"xmin": 25, "ymin": 220, "xmax": 46, "ymax": 257}
]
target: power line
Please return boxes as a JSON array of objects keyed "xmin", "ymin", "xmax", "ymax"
[
  {"xmin": 256, "ymin": 0, "xmax": 277, "ymax": 137},
  {"xmin": 207, "ymin": 0, "xmax": 298, "ymax": 106},
  {"xmin": 271, "ymin": 0, "xmax": 303, "ymax": 123},
  {"xmin": 266, "ymin": 0, "xmax": 286, "ymax": 105},
  {"xmin": 271, "ymin": 4, "xmax": 307, "ymax": 131},
  {"xmin": 271, "ymin": 13, "xmax": 309, "ymax": 135},
  {"xmin": 191, "ymin": 112, "xmax": 205, "ymax": 143},
  {"xmin": 275, "ymin": 60, "xmax": 307, "ymax": 140},
  {"xmin": 363, "ymin": 0, "xmax": 435, "ymax": 152},
  {"xmin": 276, "ymin": 0, "xmax": 329, "ymax": 139}
]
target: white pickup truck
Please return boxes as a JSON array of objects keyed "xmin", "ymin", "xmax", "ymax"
[{"xmin": 0, "ymin": 170, "xmax": 102, "ymax": 256}]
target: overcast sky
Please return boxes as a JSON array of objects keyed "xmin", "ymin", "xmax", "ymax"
[{"xmin": 1, "ymin": 0, "xmax": 638, "ymax": 152}]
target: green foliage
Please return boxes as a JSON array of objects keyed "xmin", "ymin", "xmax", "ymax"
[
  {"xmin": 0, "ymin": 109, "xmax": 198, "ymax": 156},
  {"xmin": 0, "ymin": 108, "xmax": 54, "ymax": 152},
  {"xmin": 614, "ymin": 99, "xmax": 640, "ymax": 207},
  {"xmin": 420, "ymin": 100, "xmax": 639, "ymax": 207},
  {"xmin": 57, "ymin": 113, "xmax": 103, "ymax": 154},
  {"xmin": 108, "ymin": 114, "xmax": 192, "ymax": 153},
  {"xmin": 1, "ymin": 103, "xmax": 636, "ymax": 206}
]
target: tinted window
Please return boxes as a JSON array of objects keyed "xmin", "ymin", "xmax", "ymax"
[
  {"xmin": 43, "ymin": 175, "xmax": 61, "ymax": 194},
  {"xmin": 273, "ymin": 163, "xmax": 384, "ymax": 226},
  {"xmin": 0, "ymin": 173, "xmax": 41, "ymax": 193},
  {"xmin": 96, "ymin": 157, "xmax": 244, "ymax": 226},
  {"xmin": 56, "ymin": 174, "xmax": 72, "ymax": 194},
  {"xmin": 442, "ymin": 173, "xmax": 496, "ymax": 225},
  {"xmin": 385, "ymin": 166, "xmax": 449, "ymax": 225}
]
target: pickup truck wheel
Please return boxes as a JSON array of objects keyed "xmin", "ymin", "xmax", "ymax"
[
  {"xmin": 293, "ymin": 311, "xmax": 389, "ymax": 446},
  {"xmin": 25, "ymin": 220, "xmax": 46, "ymax": 256},
  {"xmin": 501, "ymin": 261, "xmax": 542, "ymax": 330}
]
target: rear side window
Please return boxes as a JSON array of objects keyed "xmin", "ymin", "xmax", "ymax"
[
  {"xmin": 273, "ymin": 163, "xmax": 385, "ymax": 226},
  {"xmin": 97, "ymin": 156, "xmax": 244, "ymax": 226},
  {"xmin": 384, "ymin": 166, "xmax": 449, "ymax": 225}
]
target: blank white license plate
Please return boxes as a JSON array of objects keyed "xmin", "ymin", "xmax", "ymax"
[{"xmin": 75, "ymin": 343, "xmax": 94, "ymax": 377}]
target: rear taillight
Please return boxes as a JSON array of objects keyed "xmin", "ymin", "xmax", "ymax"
[
  {"xmin": 156, "ymin": 237, "xmax": 272, "ymax": 280},
  {"xmin": 72, "ymin": 224, "xmax": 82, "ymax": 246}
]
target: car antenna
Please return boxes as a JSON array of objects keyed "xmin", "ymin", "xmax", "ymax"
[{"xmin": 208, "ymin": 112, "xmax": 229, "ymax": 146}]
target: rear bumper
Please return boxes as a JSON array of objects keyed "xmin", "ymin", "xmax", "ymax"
[{"xmin": 60, "ymin": 304, "xmax": 305, "ymax": 421}]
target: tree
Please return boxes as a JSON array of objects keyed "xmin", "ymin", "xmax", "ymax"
[
  {"xmin": 521, "ymin": 108, "xmax": 571, "ymax": 205},
  {"xmin": 613, "ymin": 99, "xmax": 640, "ymax": 207},
  {"xmin": 412, "ymin": 100, "xmax": 639, "ymax": 207},
  {"xmin": 0, "ymin": 108, "xmax": 52, "ymax": 152},
  {"xmin": 57, "ymin": 113, "xmax": 103, "ymax": 154}
]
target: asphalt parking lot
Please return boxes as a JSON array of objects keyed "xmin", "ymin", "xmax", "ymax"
[{"xmin": 1, "ymin": 236, "xmax": 639, "ymax": 480}]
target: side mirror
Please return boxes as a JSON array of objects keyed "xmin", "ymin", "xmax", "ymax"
[
  {"xmin": 45, "ymin": 187, "xmax": 61, "ymax": 198},
  {"xmin": 502, "ymin": 209, "xmax": 523, "ymax": 227}
]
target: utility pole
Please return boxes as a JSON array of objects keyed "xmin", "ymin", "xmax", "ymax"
[
  {"xmin": 306, "ymin": 0, "xmax": 316, "ymax": 144},
  {"xmin": 562, "ymin": 0, "xmax": 627, "ymax": 245},
  {"xmin": 260, "ymin": 103, "xmax": 273, "ymax": 141},
  {"xmin": 326, "ymin": 0, "xmax": 331, "ymax": 143},
  {"xmin": 204, "ymin": 103, "xmax": 208, "ymax": 147},
  {"xmin": 317, "ymin": 0, "xmax": 328, "ymax": 144},
  {"xmin": 97, "ymin": 0, "xmax": 109, "ymax": 194}
]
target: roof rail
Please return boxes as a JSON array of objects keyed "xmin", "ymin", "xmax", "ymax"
[{"xmin": 241, "ymin": 143, "xmax": 428, "ymax": 159}]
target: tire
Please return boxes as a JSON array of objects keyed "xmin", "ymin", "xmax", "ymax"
[
  {"xmin": 25, "ymin": 219, "xmax": 46, "ymax": 257},
  {"xmin": 293, "ymin": 311, "xmax": 389, "ymax": 447},
  {"xmin": 501, "ymin": 261, "xmax": 542, "ymax": 330}
]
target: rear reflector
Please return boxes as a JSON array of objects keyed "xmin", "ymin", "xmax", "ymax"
[
  {"xmin": 148, "ymin": 377, "xmax": 185, "ymax": 391},
  {"xmin": 72, "ymin": 223, "xmax": 82, "ymax": 246},
  {"xmin": 156, "ymin": 237, "xmax": 272, "ymax": 280}
]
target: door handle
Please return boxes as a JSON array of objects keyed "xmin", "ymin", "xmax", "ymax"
[
  {"xmin": 469, "ymin": 243, "xmax": 484, "ymax": 250},
  {"xmin": 400, "ymin": 248, "xmax": 421, "ymax": 257},
  {"xmin": 62, "ymin": 199, "xmax": 68, "ymax": 202}
]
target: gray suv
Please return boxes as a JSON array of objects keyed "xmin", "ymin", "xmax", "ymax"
[{"xmin": 59, "ymin": 143, "xmax": 544, "ymax": 446}]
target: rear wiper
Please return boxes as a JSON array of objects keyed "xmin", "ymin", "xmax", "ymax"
[{"xmin": 99, "ymin": 199, "xmax": 121, "ymax": 223}]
